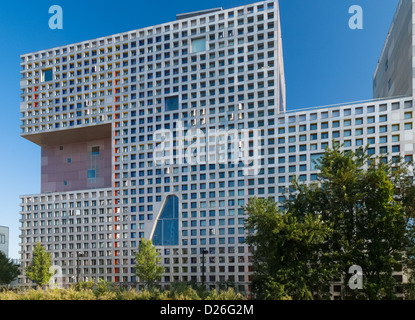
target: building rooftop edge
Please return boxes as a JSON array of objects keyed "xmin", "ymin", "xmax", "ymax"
[
  {"xmin": 284, "ymin": 94, "xmax": 412, "ymax": 114},
  {"xmin": 176, "ymin": 8, "xmax": 223, "ymax": 20},
  {"xmin": 19, "ymin": 0, "xmax": 273, "ymax": 59}
]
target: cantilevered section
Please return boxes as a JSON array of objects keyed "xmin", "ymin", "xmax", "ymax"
[{"xmin": 21, "ymin": 123, "xmax": 111, "ymax": 146}]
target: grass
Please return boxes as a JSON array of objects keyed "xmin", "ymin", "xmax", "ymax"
[{"xmin": 0, "ymin": 282, "xmax": 246, "ymax": 300}]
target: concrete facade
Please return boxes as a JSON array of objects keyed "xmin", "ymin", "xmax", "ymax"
[
  {"xmin": 19, "ymin": 1, "xmax": 285, "ymax": 291},
  {"xmin": 17, "ymin": 0, "xmax": 415, "ymax": 297},
  {"xmin": 373, "ymin": 0, "xmax": 413, "ymax": 99}
]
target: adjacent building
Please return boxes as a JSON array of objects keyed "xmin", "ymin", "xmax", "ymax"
[
  {"xmin": 18, "ymin": 0, "xmax": 415, "ymax": 297},
  {"xmin": 0, "ymin": 226, "xmax": 9, "ymax": 257}
]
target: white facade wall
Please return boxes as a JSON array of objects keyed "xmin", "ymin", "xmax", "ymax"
[{"xmin": 17, "ymin": 0, "xmax": 415, "ymax": 298}]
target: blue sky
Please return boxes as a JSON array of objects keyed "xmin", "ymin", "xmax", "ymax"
[{"xmin": 0, "ymin": 0, "xmax": 399, "ymax": 259}]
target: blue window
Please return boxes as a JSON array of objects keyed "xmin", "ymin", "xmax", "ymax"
[
  {"xmin": 152, "ymin": 195, "xmax": 179, "ymax": 246},
  {"xmin": 392, "ymin": 145, "xmax": 400, "ymax": 153},
  {"xmin": 165, "ymin": 96, "xmax": 179, "ymax": 111},
  {"xmin": 91, "ymin": 146, "xmax": 100, "ymax": 155},
  {"xmin": 87, "ymin": 169, "xmax": 96, "ymax": 179},
  {"xmin": 310, "ymin": 153, "xmax": 323, "ymax": 171},
  {"xmin": 42, "ymin": 68, "xmax": 53, "ymax": 82},
  {"xmin": 191, "ymin": 37, "xmax": 206, "ymax": 53}
]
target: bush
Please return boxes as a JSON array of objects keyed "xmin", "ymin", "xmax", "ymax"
[
  {"xmin": 93, "ymin": 279, "xmax": 114, "ymax": 297},
  {"xmin": 74, "ymin": 279, "xmax": 95, "ymax": 291},
  {"xmin": 0, "ymin": 283, "xmax": 248, "ymax": 300},
  {"xmin": 206, "ymin": 288, "xmax": 245, "ymax": 300},
  {"xmin": 167, "ymin": 283, "xmax": 201, "ymax": 300},
  {"xmin": 115, "ymin": 288, "xmax": 140, "ymax": 300}
]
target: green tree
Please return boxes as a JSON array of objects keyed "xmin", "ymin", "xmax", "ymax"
[
  {"xmin": 286, "ymin": 145, "xmax": 415, "ymax": 299},
  {"xmin": 25, "ymin": 242, "xmax": 54, "ymax": 288},
  {"xmin": 245, "ymin": 197, "xmax": 336, "ymax": 300},
  {"xmin": 0, "ymin": 251, "xmax": 19, "ymax": 286},
  {"xmin": 134, "ymin": 238, "xmax": 164, "ymax": 288}
]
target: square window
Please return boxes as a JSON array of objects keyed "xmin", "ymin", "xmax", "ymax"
[
  {"xmin": 88, "ymin": 169, "xmax": 96, "ymax": 179},
  {"xmin": 380, "ymin": 146, "xmax": 388, "ymax": 154},
  {"xmin": 42, "ymin": 68, "xmax": 53, "ymax": 82},
  {"xmin": 165, "ymin": 96, "xmax": 179, "ymax": 111},
  {"xmin": 191, "ymin": 37, "xmax": 206, "ymax": 53},
  {"xmin": 91, "ymin": 146, "xmax": 100, "ymax": 155}
]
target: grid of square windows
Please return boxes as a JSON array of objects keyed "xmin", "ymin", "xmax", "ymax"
[{"xmin": 18, "ymin": 0, "xmax": 415, "ymax": 291}]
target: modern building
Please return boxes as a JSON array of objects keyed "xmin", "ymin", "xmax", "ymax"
[
  {"xmin": 0, "ymin": 226, "xmax": 9, "ymax": 257},
  {"xmin": 17, "ymin": 0, "xmax": 414, "ymax": 297}
]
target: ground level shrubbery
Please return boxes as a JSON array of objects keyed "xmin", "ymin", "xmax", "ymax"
[{"xmin": 0, "ymin": 281, "xmax": 246, "ymax": 300}]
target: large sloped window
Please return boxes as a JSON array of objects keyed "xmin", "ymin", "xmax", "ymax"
[{"xmin": 152, "ymin": 195, "xmax": 179, "ymax": 246}]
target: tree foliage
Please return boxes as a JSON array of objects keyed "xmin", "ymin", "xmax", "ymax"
[
  {"xmin": 134, "ymin": 238, "xmax": 164, "ymax": 288},
  {"xmin": 0, "ymin": 251, "xmax": 19, "ymax": 285},
  {"xmin": 246, "ymin": 145, "xmax": 415, "ymax": 299},
  {"xmin": 245, "ymin": 197, "xmax": 336, "ymax": 299},
  {"xmin": 25, "ymin": 242, "xmax": 54, "ymax": 288}
]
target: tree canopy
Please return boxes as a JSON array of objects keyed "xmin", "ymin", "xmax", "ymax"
[
  {"xmin": 0, "ymin": 251, "xmax": 19, "ymax": 285},
  {"xmin": 134, "ymin": 238, "xmax": 165, "ymax": 288},
  {"xmin": 25, "ymin": 242, "xmax": 54, "ymax": 288},
  {"xmin": 245, "ymin": 145, "xmax": 415, "ymax": 299}
]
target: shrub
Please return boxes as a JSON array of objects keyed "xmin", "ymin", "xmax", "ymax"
[
  {"xmin": 0, "ymin": 284, "xmax": 249, "ymax": 300},
  {"xmin": 93, "ymin": 279, "xmax": 114, "ymax": 297},
  {"xmin": 167, "ymin": 283, "xmax": 201, "ymax": 300},
  {"xmin": 206, "ymin": 288, "xmax": 245, "ymax": 300}
]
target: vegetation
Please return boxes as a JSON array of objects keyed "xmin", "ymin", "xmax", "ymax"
[
  {"xmin": 25, "ymin": 242, "xmax": 54, "ymax": 288},
  {"xmin": 245, "ymin": 145, "xmax": 415, "ymax": 300},
  {"xmin": 245, "ymin": 197, "xmax": 335, "ymax": 300},
  {"xmin": 0, "ymin": 251, "xmax": 19, "ymax": 286},
  {"xmin": 134, "ymin": 238, "xmax": 165, "ymax": 288},
  {"xmin": 0, "ymin": 281, "xmax": 245, "ymax": 300},
  {"xmin": 9, "ymin": 145, "xmax": 415, "ymax": 300}
]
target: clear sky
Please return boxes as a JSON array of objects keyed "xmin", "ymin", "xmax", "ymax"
[{"xmin": 0, "ymin": 0, "xmax": 399, "ymax": 259}]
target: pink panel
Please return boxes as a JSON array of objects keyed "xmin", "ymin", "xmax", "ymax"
[{"xmin": 41, "ymin": 138, "xmax": 112, "ymax": 193}]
